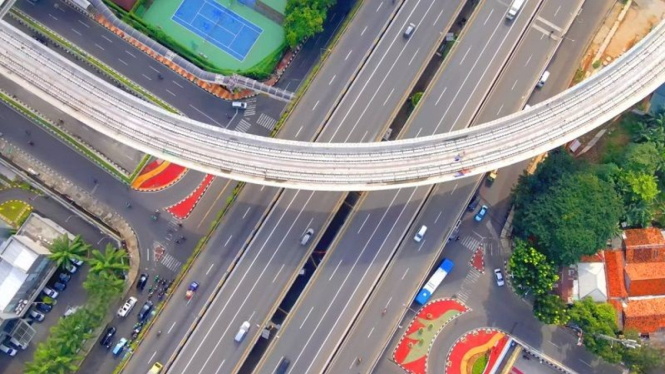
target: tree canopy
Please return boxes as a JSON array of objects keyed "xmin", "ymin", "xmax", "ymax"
[
  {"xmin": 508, "ymin": 240, "xmax": 558, "ymax": 296},
  {"xmin": 48, "ymin": 235, "xmax": 89, "ymax": 270},
  {"xmin": 568, "ymin": 298, "xmax": 622, "ymax": 363},
  {"xmin": 284, "ymin": 0, "xmax": 336, "ymax": 47},
  {"xmin": 533, "ymin": 294, "xmax": 569, "ymax": 325}
]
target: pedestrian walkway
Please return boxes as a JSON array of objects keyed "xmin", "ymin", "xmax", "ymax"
[
  {"xmin": 160, "ymin": 253, "xmax": 182, "ymax": 272},
  {"xmin": 244, "ymin": 100, "xmax": 257, "ymax": 116},
  {"xmin": 460, "ymin": 235, "xmax": 483, "ymax": 251},
  {"xmin": 235, "ymin": 119, "xmax": 252, "ymax": 133},
  {"xmin": 456, "ymin": 269, "xmax": 482, "ymax": 303},
  {"xmin": 256, "ymin": 113, "xmax": 277, "ymax": 131}
]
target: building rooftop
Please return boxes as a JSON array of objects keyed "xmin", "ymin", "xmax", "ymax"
[
  {"xmin": 580, "ymin": 252, "xmax": 604, "ymax": 263},
  {"xmin": 0, "ymin": 236, "xmax": 42, "ymax": 312},
  {"xmin": 623, "ymin": 228, "xmax": 665, "ymax": 250},
  {"xmin": 604, "ymin": 249, "xmax": 627, "ymax": 298},
  {"xmin": 625, "ymin": 262, "xmax": 665, "ymax": 281},
  {"xmin": 17, "ymin": 213, "xmax": 71, "ymax": 251},
  {"xmin": 624, "ymin": 297, "xmax": 665, "ymax": 318},
  {"xmin": 576, "ymin": 262, "xmax": 608, "ymax": 302}
]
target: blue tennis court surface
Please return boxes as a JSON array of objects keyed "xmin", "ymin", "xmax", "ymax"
[{"xmin": 173, "ymin": 0, "xmax": 262, "ymax": 61}]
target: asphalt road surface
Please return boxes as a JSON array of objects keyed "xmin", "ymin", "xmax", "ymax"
[
  {"xmin": 166, "ymin": 0, "xmax": 464, "ymax": 372},
  {"xmin": 253, "ymin": 0, "xmax": 545, "ymax": 372}
]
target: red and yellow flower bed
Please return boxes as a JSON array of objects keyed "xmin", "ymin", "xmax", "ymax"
[
  {"xmin": 132, "ymin": 160, "xmax": 187, "ymax": 191},
  {"xmin": 393, "ymin": 299, "xmax": 468, "ymax": 374},
  {"xmin": 446, "ymin": 328, "xmax": 510, "ymax": 374}
]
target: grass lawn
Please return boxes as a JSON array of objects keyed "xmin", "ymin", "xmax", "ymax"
[
  {"xmin": 471, "ymin": 354, "xmax": 488, "ymax": 374},
  {"xmin": 0, "ymin": 200, "xmax": 32, "ymax": 227}
]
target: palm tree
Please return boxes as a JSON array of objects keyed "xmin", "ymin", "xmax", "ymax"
[
  {"xmin": 83, "ymin": 271, "xmax": 124, "ymax": 300},
  {"xmin": 88, "ymin": 244, "xmax": 129, "ymax": 279},
  {"xmin": 48, "ymin": 235, "xmax": 89, "ymax": 270}
]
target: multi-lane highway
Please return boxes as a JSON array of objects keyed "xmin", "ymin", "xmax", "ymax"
[
  {"xmin": 253, "ymin": 1, "xmax": 544, "ymax": 372},
  {"xmin": 166, "ymin": 0, "xmax": 464, "ymax": 372}
]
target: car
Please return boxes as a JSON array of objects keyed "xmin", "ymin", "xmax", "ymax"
[
  {"xmin": 112, "ymin": 338, "xmax": 127, "ymax": 356},
  {"xmin": 57, "ymin": 272, "xmax": 71, "ymax": 283},
  {"xmin": 137, "ymin": 301, "xmax": 154, "ymax": 322},
  {"xmin": 234, "ymin": 321, "xmax": 250, "ymax": 343},
  {"xmin": 414, "ymin": 225, "xmax": 427, "ymax": 243},
  {"xmin": 70, "ymin": 257, "xmax": 84, "ymax": 267},
  {"xmin": 42, "ymin": 287, "xmax": 59, "ymax": 299},
  {"xmin": 185, "ymin": 281, "xmax": 199, "ymax": 300},
  {"xmin": 137, "ymin": 273, "xmax": 148, "ymax": 291},
  {"xmin": 35, "ymin": 303, "xmax": 52, "ymax": 313},
  {"xmin": 467, "ymin": 195, "xmax": 480, "ymax": 212},
  {"xmin": 53, "ymin": 282, "xmax": 66, "ymax": 292},
  {"xmin": 27, "ymin": 309, "xmax": 45, "ymax": 322},
  {"xmin": 148, "ymin": 362, "xmax": 164, "ymax": 374},
  {"xmin": 63, "ymin": 262, "xmax": 78, "ymax": 274},
  {"xmin": 0, "ymin": 343, "xmax": 16, "ymax": 356},
  {"xmin": 100, "ymin": 326, "xmax": 116, "ymax": 347},
  {"xmin": 403, "ymin": 23, "xmax": 416, "ymax": 38},
  {"xmin": 494, "ymin": 269, "xmax": 505, "ymax": 287},
  {"xmin": 474, "ymin": 205, "xmax": 488, "ymax": 222},
  {"xmin": 300, "ymin": 228, "xmax": 314, "ymax": 246},
  {"xmin": 276, "ymin": 357, "xmax": 290, "ymax": 374},
  {"xmin": 117, "ymin": 296, "xmax": 137, "ymax": 318}
]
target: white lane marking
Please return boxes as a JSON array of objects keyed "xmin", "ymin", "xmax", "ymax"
[
  {"xmin": 408, "ymin": 48, "xmax": 420, "ymax": 66},
  {"xmin": 554, "ymin": 5, "xmax": 561, "ymax": 17},
  {"xmin": 295, "ymin": 126, "xmax": 303, "ymax": 138},
  {"xmin": 434, "ymin": 211, "xmax": 442, "ymax": 224},
  {"xmin": 168, "ymin": 321, "xmax": 177, "ymax": 333},
  {"xmin": 48, "ymin": 14, "xmax": 58, "ymax": 21},
  {"xmin": 299, "ymin": 307, "xmax": 314, "ymax": 329},
  {"xmin": 125, "ymin": 50, "xmax": 136, "ymax": 58},
  {"xmin": 402, "ymin": 268, "xmax": 410, "ymax": 279},
  {"xmin": 459, "ymin": 47, "xmax": 471, "ymax": 65},
  {"xmin": 94, "ymin": 43, "xmax": 105, "ymax": 50},
  {"xmin": 329, "ymin": 260, "xmax": 343, "ymax": 281},
  {"xmin": 206, "ymin": 263, "xmax": 215, "ymax": 275},
  {"xmin": 172, "ymin": 80, "xmax": 184, "ymax": 88},
  {"xmin": 345, "ymin": 50, "xmax": 352, "ymax": 60},
  {"xmin": 549, "ymin": 341, "xmax": 560, "ymax": 348},
  {"xmin": 149, "ymin": 66, "xmax": 160, "ymax": 73},
  {"xmin": 189, "ymin": 104, "xmax": 222, "ymax": 126},
  {"xmin": 272, "ymin": 264, "xmax": 285, "ymax": 283},
  {"xmin": 223, "ymin": 235, "xmax": 233, "ymax": 247},
  {"xmin": 415, "ymin": 128, "xmax": 423, "ymax": 138},
  {"xmin": 385, "ymin": 297, "xmax": 392, "ymax": 309},
  {"xmin": 511, "ymin": 80, "xmax": 518, "ymax": 90},
  {"xmin": 376, "ymin": 2, "xmax": 383, "ymax": 12},
  {"xmin": 451, "ymin": 183, "xmax": 458, "ymax": 194},
  {"xmin": 382, "ymin": 88, "xmax": 394, "ymax": 106},
  {"xmin": 142, "ymin": 73, "xmax": 152, "ymax": 81},
  {"xmin": 101, "ymin": 35, "xmax": 114, "ymax": 43},
  {"xmin": 484, "ymin": 8, "xmax": 494, "ymax": 25},
  {"xmin": 166, "ymin": 89, "xmax": 176, "ymax": 97},
  {"xmin": 524, "ymin": 54, "xmax": 532, "ymax": 66},
  {"xmin": 579, "ymin": 359, "xmax": 592, "ymax": 367},
  {"xmin": 357, "ymin": 214, "xmax": 371, "ymax": 233},
  {"xmin": 435, "ymin": 87, "xmax": 448, "ymax": 106},
  {"xmin": 213, "ymin": 360, "xmax": 226, "ymax": 374},
  {"xmin": 360, "ymin": 130, "xmax": 369, "ymax": 143},
  {"xmin": 361, "ymin": 26, "xmax": 368, "ymax": 36},
  {"xmin": 329, "ymin": 75, "xmax": 336, "ymax": 85},
  {"xmin": 148, "ymin": 351, "xmax": 157, "ymax": 363},
  {"xmin": 496, "ymin": 104, "xmax": 504, "ymax": 116},
  {"xmin": 118, "ymin": 58, "xmax": 128, "ymax": 66},
  {"xmin": 312, "ymin": 100, "xmax": 320, "ymax": 111},
  {"xmin": 78, "ymin": 20, "xmax": 90, "ymax": 28},
  {"xmin": 242, "ymin": 207, "xmax": 251, "ymax": 219},
  {"xmin": 180, "ymin": 191, "xmax": 314, "ymax": 374},
  {"xmin": 367, "ymin": 327, "xmax": 375, "ymax": 338},
  {"xmin": 71, "ymin": 28, "xmax": 82, "ymax": 36},
  {"xmin": 417, "ymin": 240, "xmax": 426, "ymax": 252},
  {"xmin": 433, "ymin": 8, "xmax": 445, "ymax": 26}
]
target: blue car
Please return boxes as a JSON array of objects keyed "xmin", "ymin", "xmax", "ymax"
[
  {"xmin": 474, "ymin": 205, "xmax": 488, "ymax": 222},
  {"xmin": 112, "ymin": 338, "xmax": 127, "ymax": 356},
  {"xmin": 53, "ymin": 282, "xmax": 67, "ymax": 292}
]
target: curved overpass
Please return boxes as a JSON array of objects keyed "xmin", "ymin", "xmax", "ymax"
[{"xmin": 0, "ymin": 20, "xmax": 663, "ymax": 191}]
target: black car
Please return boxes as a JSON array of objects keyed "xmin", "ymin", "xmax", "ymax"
[
  {"xmin": 136, "ymin": 273, "xmax": 148, "ymax": 291},
  {"xmin": 137, "ymin": 301, "xmax": 153, "ymax": 322},
  {"xmin": 100, "ymin": 326, "xmax": 116, "ymax": 347},
  {"xmin": 58, "ymin": 273, "xmax": 71, "ymax": 283},
  {"xmin": 35, "ymin": 303, "xmax": 52, "ymax": 313},
  {"xmin": 467, "ymin": 195, "xmax": 480, "ymax": 212},
  {"xmin": 276, "ymin": 358, "xmax": 290, "ymax": 374},
  {"xmin": 53, "ymin": 282, "xmax": 67, "ymax": 292}
]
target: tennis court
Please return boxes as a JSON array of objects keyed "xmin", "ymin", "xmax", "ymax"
[{"xmin": 173, "ymin": 0, "xmax": 263, "ymax": 61}]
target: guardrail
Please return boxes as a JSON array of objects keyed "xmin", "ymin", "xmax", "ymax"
[{"xmin": 0, "ymin": 20, "xmax": 663, "ymax": 191}]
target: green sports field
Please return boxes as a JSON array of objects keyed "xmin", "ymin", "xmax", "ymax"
[{"xmin": 141, "ymin": 0, "xmax": 285, "ymax": 71}]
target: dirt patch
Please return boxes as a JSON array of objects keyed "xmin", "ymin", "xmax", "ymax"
[
  {"xmin": 577, "ymin": 115, "xmax": 632, "ymax": 164},
  {"xmin": 603, "ymin": 0, "xmax": 665, "ymax": 61}
]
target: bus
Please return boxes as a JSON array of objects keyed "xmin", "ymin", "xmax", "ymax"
[{"xmin": 415, "ymin": 258, "xmax": 454, "ymax": 305}]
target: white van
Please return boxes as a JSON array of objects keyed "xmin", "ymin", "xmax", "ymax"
[
  {"xmin": 231, "ymin": 101, "xmax": 247, "ymax": 110},
  {"xmin": 235, "ymin": 321, "xmax": 250, "ymax": 342},
  {"xmin": 414, "ymin": 225, "xmax": 427, "ymax": 243},
  {"xmin": 537, "ymin": 70, "xmax": 550, "ymax": 88},
  {"xmin": 117, "ymin": 296, "xmax": 137, "ymax": 317},
  {"xmin": 506, "ymin": 0, "xmax": 526, "ymax": 21}
]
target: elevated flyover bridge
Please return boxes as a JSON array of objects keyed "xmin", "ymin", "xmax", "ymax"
[{"xmin": 0, "ymin": 20, "xmax": 663, "ymax": 191}]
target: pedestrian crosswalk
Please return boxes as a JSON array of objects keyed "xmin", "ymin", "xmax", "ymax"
[
  {"xmin": 257, "ymin": 113, "xmax": 277, "ymax": 131},
  {"xmin": 244, "ymin": 100, "xmax": 257, "ymax": 116},
  {"xmin": 160, "ymin": 253, "xmax": 182, "ymax": 272},
  {"xmin": 235, "ymin": 119, "xmax": 252, "ymax": 133},
  {"xmin": 456, "ymin": 269, "xmax": 482, "ymax": 303},
  {"xmin": 460, "ymin": 236, "xmax": 483, "ymax": 251}
]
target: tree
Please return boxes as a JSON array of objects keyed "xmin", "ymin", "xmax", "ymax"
[
  {"xmin": 48, "ymin": 235, "xmax": 89, "ymax": 270},
  {"xmin": 411, "ymin": 92, "xmax": 423, "ymax": 108},
  {"xmin": 625, "ymin": 200, "xmax": 656, "ymax": 228},
  {"xmin": 619, "ymin": 171, "xmax": 659, "ymax": 204},
  {"xmin": 83, "ymin": 271, "xmax": 124, "ymax": 300},
  {"xmin": 508, "ymin": 241, "xmax": 559, "ymax": 296},
  {"xmin": 533, "ymin": 294, "xmax": 569, "ymax": 325},
  {"xmin": 283, "ymin": 0, "xmax": 336, "ymax": 47},
  {"xmin": 514, "ymin": 171, "xmax": 623, "ymax": 265},
  {"xmin": 88, "ymin": 244, "xmax": 129, "ymax": 278},
  {"xmin": 622, "ymin": 340, "xmax": 665, "ymax": 374},
  {"xmin": 568, "ymin": 298, "xmax": 623, "ymax": 363},
  {"xmin": 620, "ymin": 142, "xmax": 662, "ymax": 175}
]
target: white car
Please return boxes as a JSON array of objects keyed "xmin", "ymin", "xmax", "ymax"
[
  {"xmin": 494, "ymin": 269, "xmax": 505, "ymax": 287},
  {"xmin": 0, "ymin": 344, "xmax": 16, "ymax": 356},
  {"xmin": 117, "ymin": 296, "xmax": 138, "ymax": 317},
  {"xmin": 42, "ymin": 287, "xmax": 59, "ymax": 299},
  {"xmin": 28, "ymin": 309, "xmax": 45, "ymax": 322},
  {"xmin": 234, "ymin": 321, "xmax": 250, "ymax": 343},
  {"xmin": 64, "ymin": 262, "xmax": 78, "ymax": 274}
]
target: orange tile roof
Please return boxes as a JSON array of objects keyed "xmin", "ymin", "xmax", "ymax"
[
  {"xmin": 580, "ymin": 252, "xmax": 604, "ymax": 263},
  {"xmin": 623, "ymin": 228, "xmax": 665, "ymax": 250},
  {"xmin": 625, "ymin": 263, "xmax": 665, "ymax": 281},
  {"xmin": 604, "ymin": 250, "xmax": 627, "ymax": 298},
  {"xmin": 623, "ymin": 298, "xmax": 665, "ymax": 333}
]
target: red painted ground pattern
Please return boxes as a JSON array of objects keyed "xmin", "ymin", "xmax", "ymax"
[
  {"xmin": 167, "ymin": 174, "xmax": 214, "ymax": 219},
  {"xmin": 447, "ymin": 329, "xmax": 506, "ymax": 374},
  {"xmin": 136, "ymin": 162, "xmax": 187, "ymax": 191},
  {"xmin": 471, "ymin": 248, "xmax": 484, "ymax": 273},
  {"xmin": 393, "ymin": 299, "xmax": 467, "ymax": 374}
]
